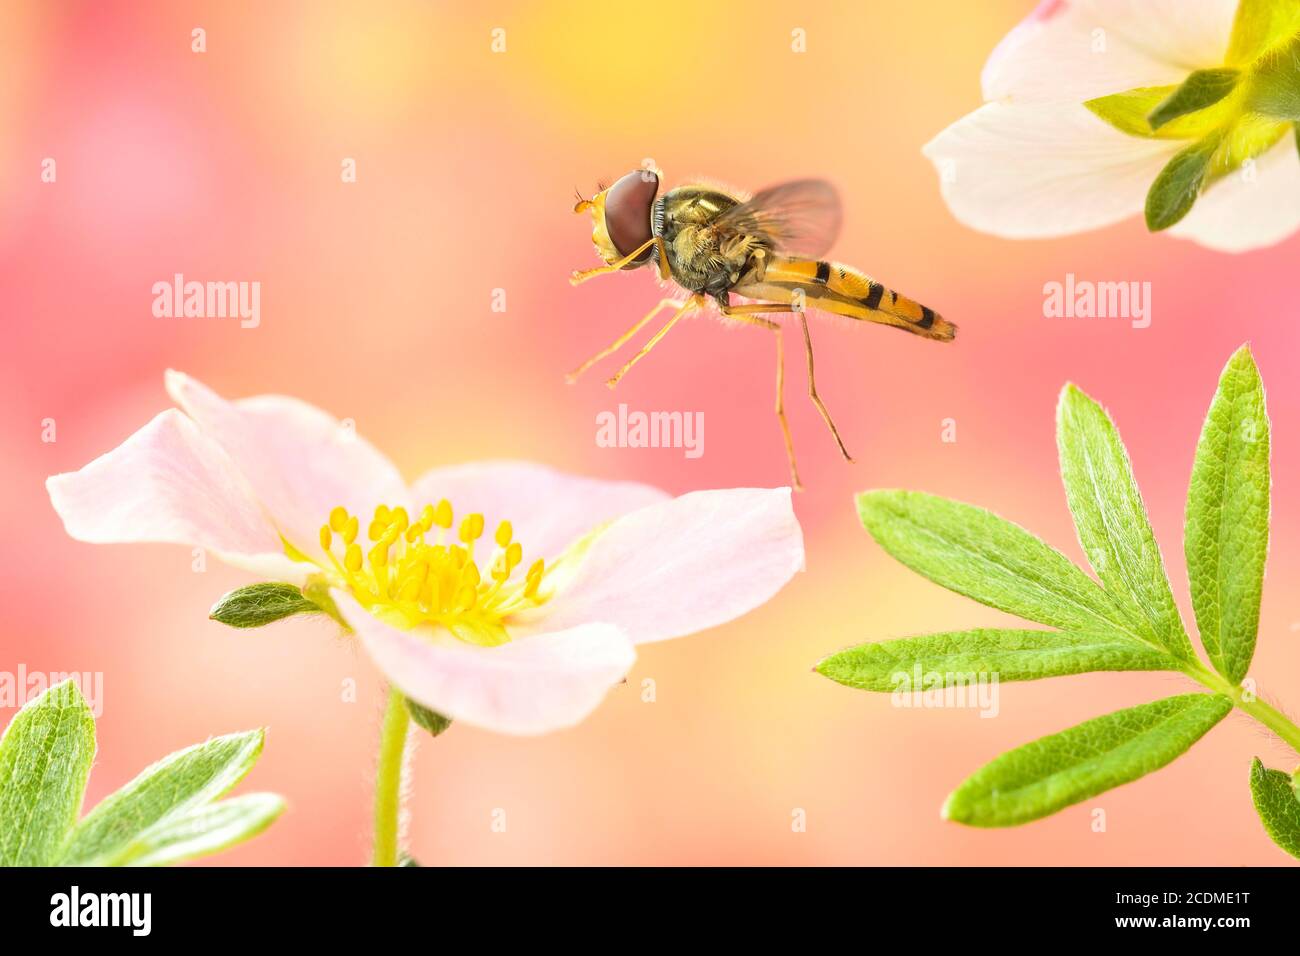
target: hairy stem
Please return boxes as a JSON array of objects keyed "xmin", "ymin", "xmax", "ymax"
[
  {"xmin": 1186, "ymin": 662, "xmax": 1300, "ymax": 757},
  {"xmin": 372, "ymin": 687, "xmax": 411, "ymax": 867}
]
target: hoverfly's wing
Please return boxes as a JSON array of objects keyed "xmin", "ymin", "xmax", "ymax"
[{"xmin": 711, "ymin": 179, "xmax": 842, "ymax": 258}]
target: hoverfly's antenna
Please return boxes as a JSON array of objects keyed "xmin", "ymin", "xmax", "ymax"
[{"xmin": 573, "ymin": 186, "xmax": 594, "ymax": 214}]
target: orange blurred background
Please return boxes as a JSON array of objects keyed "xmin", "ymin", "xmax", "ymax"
[{"xmin": 3, "ymin": 0, "xmax": 1298, "ymax": 865}]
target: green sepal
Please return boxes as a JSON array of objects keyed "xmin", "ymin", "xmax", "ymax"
[
  {"xmin": 1248, "ymin": 32, "xmax": 1300, "ymax": 121},
  {"xmin": 210, "ymin": 582, "xmax": 323, "ymax": 628},
  {"xmin": 1145, "ymin": 134, "xmax": 1220, "ymax": 231},
  {"xmin": 302, "ymin": 577, "xmax": 346, "ymax": 626},
  {"xmin": 1226, "ymin": 0, "xmax": 1300, "ymax": 66},
  {"xmin": 406, "ymin": 700, "xmax": 453, "ymax": 738},
  {"xmin": 1086, "ymin": 86, "xmax": 1234, "ymax": 140},
  {"xmin": 1148, "ymin": 68, "xmax": 1241, "ymax": 130}
]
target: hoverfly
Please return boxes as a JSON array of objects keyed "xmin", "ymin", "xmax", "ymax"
[{"xmin": 569, "ymin": 166, "xmax": 955, "ymax": 489}]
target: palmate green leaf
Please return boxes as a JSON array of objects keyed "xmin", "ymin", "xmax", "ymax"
[
  {"xmin": 1148, "ymin": 69, "xmax": 1241, "ymax": 130},
  {"xmin": 856, "ymin": 491, "xmax": 1141, "ymax": 638},
  {"xmin": 816, "ymin": 629, "xmax": 1177, "ymax": 691},
  {"xmin": 944, "ymin": 694, "xmax": 1231, "ymax": 827},
  {"xmin": 1185, "ymin": 346, "xmax": 1270, "ymax": 684},
  {"xmin": 209, "ymin": 582, "xmax": 321, "ymax": 628},
  {"xmin": 0, "ymin": 681, "xmax": 96, "ymax": 866},
  {"xmin": 61, "ymin": 730, "xmax": 267, "ymax": 865},
  {"xmin": 102, "ymin": 793, "xmax": 285, "ymax": 867},
  {"xmin": 1249, "ymin": 758, "xmax": 1300, "ymax": 859},
  {"xmin": 1056, "ymin": 385, "xmax": 1194, "ymax": 661}
]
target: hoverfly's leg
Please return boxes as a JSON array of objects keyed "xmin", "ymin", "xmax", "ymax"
[
  {"xmin": 654, "ymin": 237, "xmax": 671, "ymax": 281},
  {"xmin": 721, "ymin": 303, "xmax": 853, "ymax": 465},
  {"xmin": 605, "ymin": 295, "xmax": 704, "ymax": 389},
  {"xmin": 798, "ymin": 312, "xmax": 854, "ymax": 462},
  {"xmin": 566, "ymin": 297, "xmax": 688, "ymax": 384},
  {"xmin": 718, "ymin": 306, "xmax": 802, "ymax": 491},
  {"xmin": 569, "ymin": 237, "xmax": 660, "ymax": 286}
]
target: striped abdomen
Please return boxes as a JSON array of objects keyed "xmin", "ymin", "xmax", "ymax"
[{"xmin": 734, "ymin": 255, "xmax": 956, "ymax": 341}]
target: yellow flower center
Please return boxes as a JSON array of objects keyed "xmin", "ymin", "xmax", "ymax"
[{"xmin": 314, "ymin": 501, "xmax": 549, "ymax": 647}]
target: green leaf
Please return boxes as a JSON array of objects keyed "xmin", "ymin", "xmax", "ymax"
[
  {"xmin": 816, "ymin": 629, "xmax": 1177, "ymax": 692},
  {"xmin": 1184, "ymin": 346, "xmax": 1270, "ymax": 684},
  {"xmin": 1226, "ymin": 0, "xmax": 1300, "ymax": 66},
  {"xmin": 1056, "ymin": 385, "xmax": 1194, "ymax": 660},
  {"xmin": 101, "ymin": 793, "xmax": 285, "ymax": 867},
  {"xmin": 1144, "ymin": 134, "xmax": 1219, "ymax": 231},
  {"xmin": 209, "ymin": 582, "xmax": 321, "ymax": 628},
  {"xmin": 1249, "ymin": 758, "xmax": 1300, "ymax": 859},
  {"xmin": 1148, "ymin": 68, "xmax": 1241, "ymax": 130},
  {"xmin": 406, "ymin": 699, "xmax": 453, "ymax": 738},
  {"xmin": 61, "ymin": 730, "xmax": 267, "ymax": 865},
  {"xmin": 856, "ymin": 491, "xmax": 1138, "ymax": 636},
  {"xmin": 0, "ymin": 681, "xmax": 96, "ymax": 866},
  {"xmin": 944, "ymin": 694, "xmax": 1231, "ymax": 827}
]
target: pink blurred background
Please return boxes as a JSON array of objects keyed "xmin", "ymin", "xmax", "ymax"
[{"xmin": 3, "ymin": 0, "xmax": 1298, "ymax": 865}]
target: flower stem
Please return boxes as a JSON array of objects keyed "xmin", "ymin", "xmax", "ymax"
[
  {"xmin": 372, "ymin": 686, "xmax": 411, "ymax": 867},
  {"xmin": 1185, "ymin": 662, "xmax": 1300, "ymax": 757}
]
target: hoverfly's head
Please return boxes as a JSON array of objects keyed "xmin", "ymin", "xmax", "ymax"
[{"xmin": 573, "ymin": 168, "xmax": 660, "ymax": 269}]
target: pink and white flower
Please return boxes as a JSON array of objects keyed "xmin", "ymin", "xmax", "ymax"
[
  {"xmin": 46, "ymin": 372, "xmax": 804, "ymax": 735},
  {"xmin": 924, "ymin": 0, "xmax": 1300, "ymax": 252}
]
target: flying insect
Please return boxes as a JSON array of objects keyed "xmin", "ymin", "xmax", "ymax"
[{"xmin": 569, "ymin": 166, "xmax": 955, "ymax": 488}]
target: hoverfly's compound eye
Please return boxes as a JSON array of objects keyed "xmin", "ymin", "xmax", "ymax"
[{"xmin": 604, "ymin": 169, "xmax": 659, "ymax": 267}]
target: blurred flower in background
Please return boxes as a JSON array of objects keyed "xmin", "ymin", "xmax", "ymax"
[{"xmin": 924, "ymin": 0, "xmax": 1300, "ymax": 252}]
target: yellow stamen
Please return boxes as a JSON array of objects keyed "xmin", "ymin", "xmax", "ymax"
[
  {"xmin": 329, "ymin": 507, "xmax": 349, "ymax": 532},
  {"xmin": 459, "ymin": 513, "xmax": 485, "ymax": 544},
  {"xmin": 308, "ymin": 500, "xmax": 553, "ymax": 647}
]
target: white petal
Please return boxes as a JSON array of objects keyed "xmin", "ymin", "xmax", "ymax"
[
  {"xmin": 1077, "ymin": 1, "xmax": 1238, "ymax": 71},
  {"xmin": 46, "ymin": 409, "xmax": 303, "ymax": 580},
  {"xmin": 1169, "ymin": 138, "xmax": 1300, "ymax": 252},
  {"xmin": 531, "ymin": 487, "xmax": 804, "ymax": 646},
  {"xmin": 165, "ymin": 371, "xmax": 408, "ymax": 556},
  {"xmin": 983, "ymin": 0, "xmax": 1237, "ymax": 104},
  {"xmin": 923, "ymin": 101, "xmax": 1179, "ymax": 238},
  {"xmin": 335, "ymin": 592, "xmax": 635, "ymax": 736},
  {"xmin": 407, "ymin": 460, "xmax": 669, "ymax": 560}
]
